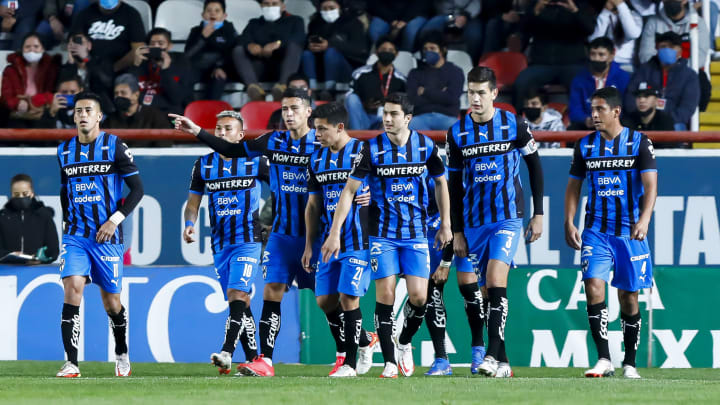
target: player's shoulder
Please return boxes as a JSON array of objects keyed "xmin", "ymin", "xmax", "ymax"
[{"xmin": 412, "ymin": 130, "xmax": 436, "ymax": 148}]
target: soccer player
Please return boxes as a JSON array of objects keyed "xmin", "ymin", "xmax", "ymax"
[
  {"xmin": 423, "ymin": 175, "xmax": 486, "ymax": 376},
  {"xmin": 56, "ymin": 92, "xmax": 144, "ymax": 378},
  {"xmin": 302, "ymin": 102, "xmax": 379, "ymax": 377},
  {"xmin": 172, "ymin": 88, "xmax": 321, "ymax": 377},
  {"xmin": 323, "ymin": 93, "xmax": 453, "ymax": 378},
  {"xmin": 181, "ymin": 110, "xmax": 267, "ymax": 374},
  {"xmin": 564, "ymin": 87, "xmax": 657, "ymax": 379},
  {"xmin": 447, "ymin": 66, "xmax": 544, "ymax": 378}
]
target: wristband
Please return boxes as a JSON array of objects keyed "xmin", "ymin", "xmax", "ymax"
[
  {"xmin": 185, "ymin": 220, "xmax": 195, "ymax": 228},
  {"xmin": 439, "ymin": 260, "xmax": 452, "ymax": 268},
  {"xmin": 108, "ymin": 211, "xmax": 125, "ymax": 226}
]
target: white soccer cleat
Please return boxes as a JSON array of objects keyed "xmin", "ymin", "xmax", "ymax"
[
  {"xmin": 584, "ymin": 358, "xmax": 614, "ymax": 378},
  {"xmin": 379, "ymin": 362, "xmax": 398, "ymax": 379},
  {"xmin": 56, "ymin": 361, "xmax": 81, "ymax": 378},
  {"xmin": 395, "ymin": 342, "xmax": 414, "ymax": 377},
  {"xmin": 115, "ymin": 353, "xmax": 131, "ymax": 377},
  {"xmin": 495, "ymin": 362, "xmax": 513, "ymax": 378},
  {"xmin": 211, "ymin": 351, "xmax": 233, "ymax": 375},
  {"xmin": 477, "ymin": 356, "xmax": 498, "ymax": 377},
  {"xmin": 329, "ymin": 364, "xmax": 357, "ymax": 378},
  {"xmin": 356, "ymin": 332, "xmax": 378, "ymax": 375},
  {"xmin": 623, "ymin": 365, "xmax": 642, "ymax": 379}
]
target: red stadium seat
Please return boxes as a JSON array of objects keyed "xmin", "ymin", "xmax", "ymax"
[
  {"xmin": 184, "ymin": 100, "xmax": 234, "ymax": 129},
  {"xmin": 478, "ymin": 52, "xmax": 528, "ymax": 91},
  {"xmin": 241, "ymin": 101, "xmax": 282, "ymax": 130},
  {"xmin": 315, "ymin": 100, "xmax": 329, "ymax": 106},
  {"xmin": 493, "ymin": 102, "xmax": 516, "ymax": 115},
  {"xmin": 547, "ymin": 102, "xmax": 570, "ymax": 127}
]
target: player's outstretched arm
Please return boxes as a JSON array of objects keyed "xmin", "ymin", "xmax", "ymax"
[
  {"xmin": 183, "ymin": 193, "xmax": 202, "ymax": 244},
  {"xmin": 170, "ymin": 113, "xmax": 249, "ymax": 158},
  {"xmin": 302, "ymin": 194, "xmax": 322, "ymax": 272},
  {"xmin": 321, "ymin": 178, "xmax": 362, "ymax": 262},
  {"xmin": 564, "ymin": 177, "xmax": 583, "ymax": 250},
  {"xmin": 632, "ymin": 171, "xmax": 657, "ymax": 241},
  {"xmin": 432, "ymin": 176, "xmax": 452, "ymax": 250}
]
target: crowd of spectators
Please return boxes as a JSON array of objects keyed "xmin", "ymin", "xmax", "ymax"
[{"xmin": 0, "ymin": 0, "xmax": 715, "ymax": 133}]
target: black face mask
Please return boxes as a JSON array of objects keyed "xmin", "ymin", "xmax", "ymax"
[
  {"xmin": 589, "ymin": 60, "xmax": 608, "ymax": 73},
  {"xmin": 377, "ymin": 51, "xmax": 395, "ymax": 66},
  {"xmin": 638, "ymin": 107, "xmax": 654, "ymax": 117},
  {"xmin": 664, "ymin": 1, "xmax": 684, "ymax": 16},
  {"xmin": 523, "ymin": 107, "xmax": 542, "ymax": 122},
  {"xmin": 9, "ymin": 197, "xmax": 32, "ymax": 211},
  {"xmin": 114, "ymin": 96, "xmax": 131, "ymax": 112}
]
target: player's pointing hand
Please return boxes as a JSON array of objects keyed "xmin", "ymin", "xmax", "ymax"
[{"xmin": 169, "ymin": 113, "xmax": 201, "ymax": 136}]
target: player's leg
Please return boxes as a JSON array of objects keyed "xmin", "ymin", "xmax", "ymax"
[
  {"xmin": 456, "ymin": 263, "xmax": 486, "ymax": 374},
  {"xmin": 370, "ymin": 237, "xmax": 400, "ymax": 377},
  {"xmin": 396, "ymin": 241, "xmax": 430, "ymax": 377},
  {"xmin": 57, "ymin": 237, "xmax": 91, "ymax": 377},
  {"xmin": 315, "ymin": 253, "xmax": 347, "ymax": 374},
  {"xmin": 424, "ymin": 278, "xmax": 451, "ymax": 376},
  {"xmin": 100, "ymin": 290, "xmax": 130, "ymax": 377},
  {"xmin": 481, "ymin": 259, "xmax": 510, "ymax": 376}
]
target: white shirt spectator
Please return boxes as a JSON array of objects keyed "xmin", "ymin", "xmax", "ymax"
[{"xmin": 590, "ymin": 2, "xmax": 643, "ymax": 65}]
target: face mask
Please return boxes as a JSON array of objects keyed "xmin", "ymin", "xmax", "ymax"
[
  {"xmin": 663, "ymin": 0, "xmax": 684, "ymax": 16},
  {"xmin": 589, "ymin": 60, "xmax": 608, "ymax": 73},
  {"xmin": 9, "ymin": 197, "xmax": 32, "ymax": 211},
  {"xmin": 203, "ymin": 20, "xmax": 225, "ymax": 29},
  {"xmin": 23, "ymin": 52, "xmax": 43, "ymax": 63},
  {"xmin": 423, "ymin": 50, "xmax": 440, "ymax": 66},
  {"xmin": 320, "ymin": 9, "xmax": 340, "ymax": 23},
  {"xmin": 638, "ymin": 107, "xmax": 654, "ymax": 117},
  {"xmin": 377, "ymin": 51, "xmax": 395, "ymax": 66},
  {"xmin": 99, "ymin": 0, "xmax": 120, "ymax": 10},
  {"xmin": 114, "ymin": 96, "xmax": 131, "ymax": 112},
  {"xmin": 657, "ymin": 47, "xmax": 678, "ymax": 65},
  {"xmin": 523, "ymin": 107, "xmax": 542, "ymax": 122},
  {"xmin": 262, "ymin": 6, "xmax": 282, "ymax": 22}
]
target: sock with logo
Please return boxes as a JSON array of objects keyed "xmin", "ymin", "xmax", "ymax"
[
  {"xmin": 459, "ymin": 283, "xmax": 485, "ymax": 347},
  {"xmin": 221, "ymin": 301, "xmax": 245, "ymax": 355},
  {"xmin": 486, "ymin": 287, "xmax": 508, "ymax": 360},
  {"xmin": 343, "ymin": 307, "xmax": 363, "ymax": 369},
  {"xmin": 587, "ymin": 302, "xmax": 610, "ymax": 360},
  {"xmin": 61, "ymin": 303, "xmax": 80, "ymax": 366},
  {"xmin": 108, "ymin": 306, "xmax": 128, "ymax": 356},
  {"xmin": 325, "ymin": 306, "xmax": 345, "ymax": 355},
  {"xmin": 621, "ymin": 311, "xmax": 642, "ymax": 367},
  {"xmin": 374, "ymin": 302, "xmax": 396, "ymax": 364},
  {"xmin": 238, "ymin": 306, "xmax": 258, "ymax": 361},
  {"xmin": 259, "ymin": 300, "xmax": 281, "ymax": 360},
  {"xmin": 398, "ymin": 300, "xmax": 427, "ymax": 345},
  {"xmin": 425, "ymin": 280, "xmax": 447, "ymax": 359}
]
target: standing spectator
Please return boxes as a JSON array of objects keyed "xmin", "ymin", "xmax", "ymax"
[
  {"xmin": 418, "ymin": 0, "xmax": 484, "ymax": 64},
  {"xmin": 1, "ymin": 33, "xmax": 60, "ymax": 128},
  {"xmin": 367, "ymin": 0, "xmax": 431, "ymax": 51},
  {"xmin": 302, "ymin": 0, "xmax": 369, "ymax": 93},
  {"xmin": 267, "ymin": 73, "xmax": 315, "ymax": 130},
  {"xmin": 513, "ymin": 0, "xmax": 596, "ymax": 108},
  {"xmin": 0, "ymin": 174, "xmax": 59, "ymax": 264},
  {"xmin": 344, "ymin": 37, "xmax": 407, "ymax": 130},
  {"xmin": 568, "ymin": 37, "xmax": 630, "ymax": 130},
  {"xmin": 70, "ymin": 0, "xmax": 146, "ymax": 73},
  {"xmin": 37, "ymin": 0, "xmax": 92, "ymax": 48},
  {"xmin": 638, "ymin": 0, "xmax": 709, "ymax": 65},
  {"xmin": 58, "ymin": 31, "xmax": 114, "ymax": 111},
  {"xmin": 621, "ymin": 81, "xmax": 675, "ymax": 131},
  {"xmin": 41, "ymin": 75, "xmax": 83, "ymax": 129},
  {"xmin": 589, "ymin": 0, "xmax": 643, "ymax": 71},
  {"xmin": 104, "ymin": 73, "xmax": 170, "ymax": 129},
  {"xmin": 522, "ymin": 88, "xmax": 564, "ymax": 148},
  {"xmin": 185, "ymin": 0, "xmax": 239, "ymax": 101},
  {"xmin": 480, "ymin": 0, "xmax": 523, "ymax": 58},
  {"xmin": 626, "ymin": 31, "xmax": 699, "ymax": 130},
  {"xmin": 407, "ymin": 33, "xmax": 464, "ymax": 130},
  {"xmin": 0, "ymin": 0, "xmax": 43, "ymax": 50},
  {"xmin": 130, "ymin": 28, "xmax": 192, "ymax": 114},
  {"xmin": 233, "ymin": 0, "xmax": 305, "ymax": 101}
]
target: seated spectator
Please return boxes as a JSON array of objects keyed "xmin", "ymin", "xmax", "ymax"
[
  {"xmin": 407, "ymin": 32, "xmax": 464, "ymax": 130},
  {"xmin": 513, "ymin": 0, "xmax": 596, "ymax": 109},
  {"xmin": 233, "ymin": 0, "xmax": 305, "ymax": 101},
  {"xmin": 589, "ymin": 0, "xmax": 643, "ymax": 71},
  {"xmin": 367, "ymin": 0, "xmax": 430, "ymax": 51},
  {"xmin": 638, "ymin": 0, "xmax": 709, "ymax": 65},
  {"xmin": 59, "ymin": 31, "xmax": 114, "ymax": 111},
  {"xmin": 0, "ymin": 174, "xmax": 59, "ymax": 264},
  {"xmin": 568, "ymin": 37, "xmax": 630, "ymax": 130},
  {"xmin": 41, "ymin": 75, "xmax": 83, "ymax": 129},
  {"xmin": 625, "ymin": 31, "xmax": 699, "ymax": 130},
  {"xmin": 70, "ymin": 0, "xmax": 146, "ymax": 73},
  {"xmin": 130, "ymin": 27, "xmax": 192, "ymax": 115},
  {"xmin": 344, "ymin": 37, "xmax": 407, "ymax": 130},
  {"xmin": 522, "ymin": 88, "xmax": 564, "ymax": 148},
  {"xmin": 302, "ymin": 0, "xmax": 369, "ymax": 93},
  {"xmin": 418, "ymin": 0, "xmax": 483, "ymax": 64},
  {"xmin": 0, "ymin": 0, "xmax": 43, "ymax": 50},
  {"xmin": 37, "ymin": 0, "xmax": 91, "ymax": 48},
  {"xmin": 1, "ymin": 32, "xmax": 60, "ymax": 128},
  {"xmin": 480, "ymin": 1, "xmax": 521, "ymax": 58},
  {"xmin": 267, "ymin": 73, "xmax": 315, "ymax": 130},
  {"xmin": 185, "ymin": 0, "xmax": 239, "ymax": 101},
  {"xmin": 621, "ymin": 81, "xmax": 675, "ymax": 131},
  {"xmin": 104, "ymin": 73, "xmax": 170, "ymax": 129}
]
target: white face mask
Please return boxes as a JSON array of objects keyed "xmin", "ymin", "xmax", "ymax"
[
  {"xmin": 321, "ymin": 9, "xmax": 340, "ymax": 23},
  {"xmin": 262, "ymin": 6, "xmax": 282, "ymax": 22},
  {"xmin": 23, "ymin": 52, "xmax": 43, "ymax": 63}
]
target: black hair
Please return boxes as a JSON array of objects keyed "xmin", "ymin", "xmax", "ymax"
[
  {"xmin": 523, "ymin": 88, "xmax": 548, "ymax": 105},
  {"xmin": 310, "ymin": 102, "xmax": 348, "ymax": 125},
  {"xmin": 384, "ymin": 92, "xmax": 413, "ymax": 115},
  {"xmin": 591, "ymin": 87, "xmax": 622, "ymax": 109},
  {"xmin": 204, "ymin": 0, "xmax": 226, "ymax": 12},
  {"xmin": 375, "ymin": 35, "xmax": 396, "ymax": 51},
  {"xmin": 56, "ymin": 75, "xmax": 83, "ymax": 91},
  {"xmin": 467, "ymin": 66, "xmax": 497, "ymax": 90},
  {"xmin": 11, "ymin": 173, "xmax": 33, "ymax": 188},
  {"xmin": 74, "ymin": 91, "xmax": 104, "ymax": 112},
  {"xmin": 19, "ymin": 32, "xmax": 43, "ymax": 52},
  {"xmin": 286, "ymin": 72, "xmax": 310, "ymax": 87},
  {"xmin": 147, "ymin": 27, "xmax": 172, "ymax": 43},
  {"xmin": 282, "ymin": 87, "xmax": 312, "ymax": 105},
  {"xmin": 589, "ymin": 36, "xmax": 615, "ymax": 53},
  {"xmin": 657, "ymin": 31, "xmax": 683, "ymax": 47},
  {"xmin": 420, "ymin": 30, "xmax": 447, "ymax": 57}
]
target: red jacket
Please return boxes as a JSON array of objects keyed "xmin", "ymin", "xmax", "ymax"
[{"xmin": 1, "ymin": 52, "xmax": 60, "ymax": 111}]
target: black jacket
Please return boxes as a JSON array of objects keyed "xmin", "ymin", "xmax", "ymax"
[
  {"xmin": 0, "ymin": 199, "xmax": 59, "ymax": 262},
  {"xmin": 186, "ymin": 21, "xmax": 239, "ymax": 72},
  {"xmin": 367, "ymin": 0, "xmax": 431, "ymax": 22},
  {"xmin": 307, "ymin": 13, "xmax": 369, "ymax": 66},
  {"xmin": 622, "ymin": 109, "xmax": 674, "ymax": 132},
  {"xmin": 524, "ymin": 1, "xmax": 596, "ymax": 65},
  {"xmin": 239, "ymin": 12, "xmax": 305, "ymax": 48},
  {"xmin": 129, "ymin": 52, "xmax": 193, "ymax": 115}
]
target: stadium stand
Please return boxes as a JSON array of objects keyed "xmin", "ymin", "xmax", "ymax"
[
  {"xmin": 240, "ymin": 101, "xmax": 282, "ymax": 130},
  {"xmin": 183, "ymin": 99, "xmax": 234, "ymax": 129}
]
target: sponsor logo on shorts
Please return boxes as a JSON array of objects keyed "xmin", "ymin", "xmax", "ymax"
[
  {"xmin": 236, "ymin": 256, "xmax": 259, "ymax": 264},
  {"xmin": 495, "ymin": 229, "xmax": 516, "ymax": 237},
  {"xmin": 348, "ymin": 257, "xmax": 368, "ymax": 266},
  {"xmin": 101, "ymin": 256, "xmax": 120, "ymax": 262},
  {"xmin": 412, "ymin": 243, "xmax": 428, "ymax": 250},
  {"xmin": 582, "ymin": 246, "xmax": 593, "ymax": 258},
  {"xmin": 370, "ymin": 242, "xmax": 382, "ymax": 256},
  {"xmin": 630, "ymin": 253, "xmax": 650, "ymax": 262}
]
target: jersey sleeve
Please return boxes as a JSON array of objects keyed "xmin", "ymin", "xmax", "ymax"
[
  {"xmin": 114, "ymin": 139, "xmax": 140, "ymax": 178},
  {"xmin": 637, "ymin": 134, "xmax": 657, "ymax": 173},
  {"xmin": 348, "ymin": 142, "xmax": 371, "ymax": 181},
  {"xmin": 426, "ymin": 144, "xmax": 446, "ymax": 178},
  {"xmin": 307, "ymin": 164, "xmax": 320, "ymax": 194},
  {"xmin": 244, "ymin": 132, "xmax": 271, "ymax": 157},
  {"xmin": 188, "ymin": 158, "xmax": 205, "ymax": 195},
  {"xmin": 514, "ymin": 117, "xmax": 539, "ymax": 156},
  {"xmin": 445, "ymin": 128, "xmax": 463, "ymax": 172},
  {"xmin": 258, "ymin": 155, "xmax": 270, "ymax": 183},
  {"xmin": 569, "ymin": 141, "xmax": 586, "ymax": 179}
]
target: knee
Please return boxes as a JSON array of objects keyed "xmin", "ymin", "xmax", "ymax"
[
  {"xmin": 407, "ymin": 290, "xmax": 427, "ymax": 307},
  {"xmin": 264, "ymin": 283, "xmax": 286, "ymax": 301},
  {"xmin": 340, "ymin": 294, "xmax": 359, "ymax": 311},
  {"xmin": 316, "ymin": 295, "xmax": 338, "ymax": 313},
  {"xmin": 228, "ymin": 289, "xmax": 250, "ymax": 304},
  {"xmin": 232, "ymin": 45, "xmax": 248, "ymax": 60},
  {"xmin": 345, "ymin": 93, "xmax": 361, "ymax": 107},
  {"xmin": 458, "ymin": 282, "xmax": 480, "ymax": 301}
]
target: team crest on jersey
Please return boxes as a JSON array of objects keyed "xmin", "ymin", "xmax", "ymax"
[{"xmin": 370, "ymin": 258, "xmax": 378, "ymax": 272}]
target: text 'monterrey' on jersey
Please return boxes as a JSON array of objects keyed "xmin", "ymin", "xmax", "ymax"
[
  {"xmin": 57, "ymin": 132, "xmax": 139, "ymax": 244},
  {"xmin": 189, "ymin": 152, "xmax": 269, "ymax": 253},
  {"xmin": 349, "ymin": 131, "xmax": 445, "ymax": 240},
  {"xmin": 307, "ymin": 138, "xmax": 368, "ymax": 253},
  {"xmin": 569, "ymin": 127, "xmax": 657, "ymax": 237},
  {"xmin": 446, "ymin": 110, "xmax": 538, "ymax": 227}
]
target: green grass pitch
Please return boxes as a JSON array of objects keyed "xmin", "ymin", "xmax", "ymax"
[{"xmin": 1, "ymin": 361, "xmax": 719, "ymax": 404}]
